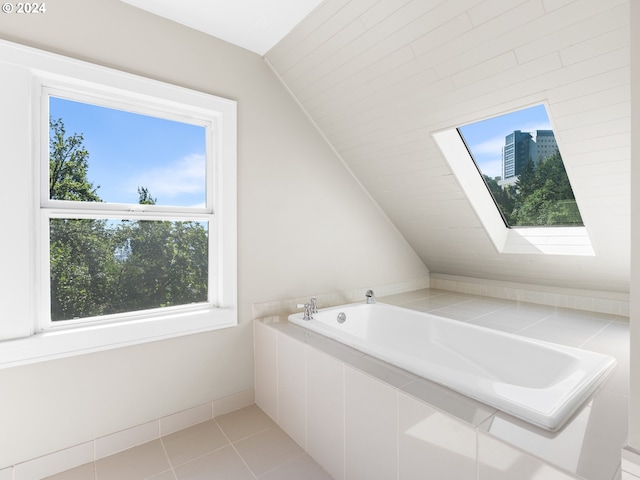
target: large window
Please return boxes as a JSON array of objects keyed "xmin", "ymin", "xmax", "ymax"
[
  {"xmin": 0, "ymin": 39, "xmax": 237, "ymax": 367},
  {"xmin": 46, "ymin": 95, "xmax": 211, "ymax": 324}
]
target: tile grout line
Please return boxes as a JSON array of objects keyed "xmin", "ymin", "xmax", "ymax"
[
  {"xmin": 157, "ymin": 436, "xmax": 178, "ymax": 480},
  {"xmin": 578, "ymin": 320, "xmax": 615, "ymax": 349},
  {"xmin": 214, "ymin": 418, "xmax": 259, "ymax": 480}
]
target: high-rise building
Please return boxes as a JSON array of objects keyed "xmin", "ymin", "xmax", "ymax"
[
  {"xmin": 501, "ymin": 129, "xmax": 558, "ymax": 182},
  {"xmin": 534, "ymin": 129, "xmax": 558, "ymax": 163},
  {"xmin": 502, "ymin": 130, "xmax": 534, "ymax": 180}
]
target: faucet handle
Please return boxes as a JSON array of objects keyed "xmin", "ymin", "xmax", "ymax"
[
  {"xmin": 296, "ymin": 303, "xmax": 313, "ymax": 320},
  {"xmin": 310, "ymin": 297, "xmax": 318, "ymax": 314}
]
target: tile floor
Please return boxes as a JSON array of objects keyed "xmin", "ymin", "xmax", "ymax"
[{"xmin": 44, "ymin": 405, "xmax": 334, "ymax": 480}]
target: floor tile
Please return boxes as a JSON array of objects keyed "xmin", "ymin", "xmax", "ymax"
[
  {"xmin": 147, "ymin": 471, "xmax": 177, "ymax": 480},
  {"xmin": 215, "ymin": 404, "xmax": 276, "ymax": 443},
  {"xmin": 43, "ymin": 462, "xmax": 95, "ymax": 480},
  {"xmin": 162, "ymin": 420, "xmax": 229, "ymax": 467},
  {"xmin": 258, "ymin": 454, "xmax": 334, "ymax": 480},
  {"xmin": 95, "ymin": 439, "xmax": 170, "ymax": 480},
  {"xmin": 233, "ymin": 426, "xmax": 304, "ymax": 477},
  {"xmin": 173, "ymin": 446, "xmax": 253, "ymax": 480}
]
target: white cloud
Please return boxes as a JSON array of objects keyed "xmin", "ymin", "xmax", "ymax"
[
  {"xmin": 471, "ymin": 136, "xmax": 504, "ymax": 156},
  {"xmin": 132, "ymin": 153, "xmax": 206, "ymax": 202}
]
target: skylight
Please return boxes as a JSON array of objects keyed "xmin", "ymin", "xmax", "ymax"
[
  {"xmin": 457, "ymin": 105, "xmax": 583, "ymax": 228},
  {"xmin": 433, "ymin": 104, "xmax": 594, "ymax": 256}
]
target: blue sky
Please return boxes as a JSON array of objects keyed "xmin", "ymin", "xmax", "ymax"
[
  {"xmin": 49, "ymin": 96, "xmax": 207, "ymax": 207},
  {"xmin": 458, "ymin": 104, "xmax": 551, "ymax": 179}
]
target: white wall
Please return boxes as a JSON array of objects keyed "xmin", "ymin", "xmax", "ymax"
[
  {"xmin": 629, "ymin": 0, "xmax": 640, "ymax": 453},
  {"xmin": 0, "ymin": 0, "xmax": 428, "ymax": 467}
]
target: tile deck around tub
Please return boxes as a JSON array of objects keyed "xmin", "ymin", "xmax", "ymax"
[{"xmin": 43, "ymin": 405, "xmax": 334, "ymax": 480}]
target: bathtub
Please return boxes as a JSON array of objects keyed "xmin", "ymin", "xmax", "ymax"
[{"xmin": 288, "ymin": 302, "xmax": 616, "ymax": 431}]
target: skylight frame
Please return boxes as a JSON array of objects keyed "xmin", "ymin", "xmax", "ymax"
[{"xmin": 433, "ymin": 103, "xmax": 594, "ymax": 256}]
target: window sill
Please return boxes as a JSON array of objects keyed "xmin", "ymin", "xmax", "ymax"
[{"xmin": 0, "ymin": 307, "xmax": 236, "ymax": 369}]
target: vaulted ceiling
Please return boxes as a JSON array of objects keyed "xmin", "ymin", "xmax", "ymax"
[
  {"xmin": 129, "ymin": 0, "xmax": 631, "ymax": 293},
  {"xmin": 265, "ymin": 0, "xmax": 631, "ymax": 293}
]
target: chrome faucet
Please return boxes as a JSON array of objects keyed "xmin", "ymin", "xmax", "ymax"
[
  {"xmin": 296, "ymin": 297, "xmax": 317, "ymax": 321},
  {"xmin": 365, "ymin": 289, "xmax": 376, "ymax": 304},
  {"xmin": 296, "ymin": 303, "xmax": 313, "ymax": 321}
]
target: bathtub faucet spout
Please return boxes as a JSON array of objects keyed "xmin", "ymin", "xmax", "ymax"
[{"xmin": 365, "ymin": 290, "xmax": 376, "ymax": 304}]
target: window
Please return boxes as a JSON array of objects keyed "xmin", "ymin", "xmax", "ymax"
[
  {"xmin": 0, "ymin": 40, "xmax": 237, "ymax": 367},
  {"xmin": 46, "ymin": 95, "xmax": 211, "ymax": 324},
  {"xmin": 433, "ymin": 103, "xmax": 593, "ymax": 256},
  {"xmin": 457, "ymin": 104, "xmax": 583, "ymax": 228}
]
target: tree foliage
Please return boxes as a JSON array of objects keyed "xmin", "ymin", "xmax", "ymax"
[
  {"xmin": 49, "ymin": 118, "xmax": 208, "ymax": 321},
  {"xmin": 491, "ymin": 152, "xmax": 582, "ymax": 227}
]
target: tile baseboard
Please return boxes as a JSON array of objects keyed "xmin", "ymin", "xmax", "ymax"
[{"xmin": 8, "ymin": 388, "xmax": 254, "ymax": 480}]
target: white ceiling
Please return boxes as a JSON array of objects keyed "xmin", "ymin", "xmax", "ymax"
[{"xmin": 121, "ymin": 0, "xmax": 324, "ymax": 55}]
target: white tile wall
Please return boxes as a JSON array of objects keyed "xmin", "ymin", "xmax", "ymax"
[
  {"xmin": 254, "ymin": 320, "xmax": 278, "ymax": 420},
  {"xmin": 95, "ymin": 420, "xmax": 159, "ymax": 460},
  {"xmin": 12, "ymin": 442, "xmax": 94, "ymax": 480},
  {"xmin": 344, "ymin": 367, "xmax": 398, "ymax": 480},
  {"xmin": 277, "ymin": 333, "xmax": 307, "ymax": 448},
  {"xmin": 430, "ymin": 273, "xmax": 629, "ymax": 316},
  {"xmin": 398, "ymin": 392, "xmax": 476, "ymax": 480},
  {"xmin": 622, "ymin": 448, "xmax": 640, "ymax": 478},
  {"xmin": 478, "ymin": 433, "xmax": 577, "ymax": 480},
  {"xmin": 306, "ymin": 347, "xmax": 345, "ymax": 480}
]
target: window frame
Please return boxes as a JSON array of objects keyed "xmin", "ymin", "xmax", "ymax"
[{"xmin": 0, "ymin": 40, "xmax": 237, "ymax": 368}]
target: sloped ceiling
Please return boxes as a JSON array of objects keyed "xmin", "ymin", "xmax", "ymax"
[
  {"xmin": 123, "ymin": 0, "xmax": 631, "ymax": 293},
  {"xmin": 264, "ymin": 0, "xmax": 630, "ymax": 293}
]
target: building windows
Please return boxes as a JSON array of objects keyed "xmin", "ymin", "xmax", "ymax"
[
  {"xmin": 433, "ymin": 104, "xmax": 593, "ymax": 255},
  {"xmin": 0, "ymin": 40, "xmax": 237, "ymax": 367}
]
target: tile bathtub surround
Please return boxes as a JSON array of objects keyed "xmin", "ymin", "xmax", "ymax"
[
  {"xmin": 254, "ymin": 288, "xmax": 629, "ymax": 480},
  {"xmin": 42, "ymin": 405, "xmax": 333, "ymax": 480},
  {"xmin": 251, "ymin": 276, "xmax": 431, "ymax": 319},
  {"xmin": 430, "ymin": 273, "xmax": 630, "ymax": 316}
]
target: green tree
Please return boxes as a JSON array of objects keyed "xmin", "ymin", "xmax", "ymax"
[
  {"xmin": 483, "ymin": 175, "xmax": 515, "ymax": 225},
  {"xmin": 49, "ymin": 119, "xmax": 209, "ymax": 321},
  {"xmin": 510, "ymin": 152, "xmax": 582, "ymax": 226},
  {"xmin": 49, "ymin": 118, "xmax": 115, "ymax": 320},
  {"xmin": 49, "ymin": 118, "xmax": 100, "ymax": 202}
]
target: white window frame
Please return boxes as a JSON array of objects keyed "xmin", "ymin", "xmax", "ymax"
[
  {"xmin": 0, "ymin": 40, "xmax": 237, "ymax": 368},
  {"xmin": 432, "ymin": 104, "xmax": 594, "ymax": 257}
]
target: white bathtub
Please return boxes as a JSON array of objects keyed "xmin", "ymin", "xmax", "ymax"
[{"xmin": 288, "ymin": 302, "xmax": 616, "ymax": 431}]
